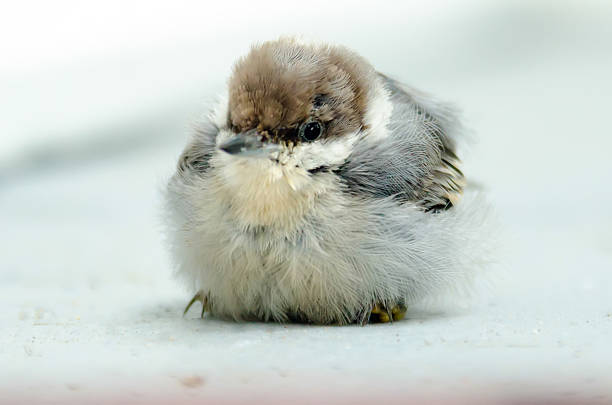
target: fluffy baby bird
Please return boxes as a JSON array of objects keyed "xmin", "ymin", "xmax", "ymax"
[{"xmin": 165, "ymin": 38, "xmax": 488, "ymax": 325}]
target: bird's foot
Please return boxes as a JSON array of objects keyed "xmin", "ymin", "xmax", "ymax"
[
  {"xmin": 362, "ymin": 302, "xmax": 407, "ymax": 325},
  {"xmin": 183, "ymin": 291, "xmax": 209, "ymax": 318}
]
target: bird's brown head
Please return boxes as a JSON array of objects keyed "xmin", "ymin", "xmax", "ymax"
[
  {"xmin": 205, "ymin": 39, "xmax": 391, "ymax": 228},
  {"xmin": 226, "ymin": 38, "xmax": 377, "ymax": 146}
]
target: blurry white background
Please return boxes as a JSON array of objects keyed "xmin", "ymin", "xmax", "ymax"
[{"xmin": 1, "ymin": 0, "xmax": 611, "ymax": 403}]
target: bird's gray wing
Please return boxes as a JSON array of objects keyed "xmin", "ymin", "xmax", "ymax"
[{"xmin": 335, "ymin": 73, "xmax": 465, "ymax": 212}]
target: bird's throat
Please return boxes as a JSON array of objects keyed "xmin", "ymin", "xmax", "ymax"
[{"xmin": 212, "ymin": 155, "xmax": 324, "ymax": 230}]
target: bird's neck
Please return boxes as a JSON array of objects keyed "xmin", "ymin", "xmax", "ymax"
[{"xmin": 209, "ymin": 154, "xmax": 329, "ymax": 232}]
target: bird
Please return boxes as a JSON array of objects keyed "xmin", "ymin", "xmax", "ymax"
[{"xmin": 164, "ymin": 38, "xmax": 490, "ymax": 325}]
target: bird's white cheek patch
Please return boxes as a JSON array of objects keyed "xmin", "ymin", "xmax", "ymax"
[
  {"xmin": 210, "ymin": 91, "xmax": 229, "ymax": 129},
  {"xmin": 363, "ymin": 79, "xmax": 393, "ymax": 142},
  {"xmin": 292, "ymin": 133, "xmax": 358, "ymax": 171}
]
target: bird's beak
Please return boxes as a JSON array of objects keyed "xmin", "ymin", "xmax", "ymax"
[{"xmin": 218, "ymin": 131, "xmax": 279, "ymax": 158}]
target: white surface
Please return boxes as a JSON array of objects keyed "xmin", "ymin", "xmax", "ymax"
[{"xmin": 1, "ymin": 1, "xmax": 612, "ymax": 403}]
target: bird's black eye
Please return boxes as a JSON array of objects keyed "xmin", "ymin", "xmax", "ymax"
[{"xmin": 299, "ymin": 120, "xmax": 323, "ymax": 142}]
